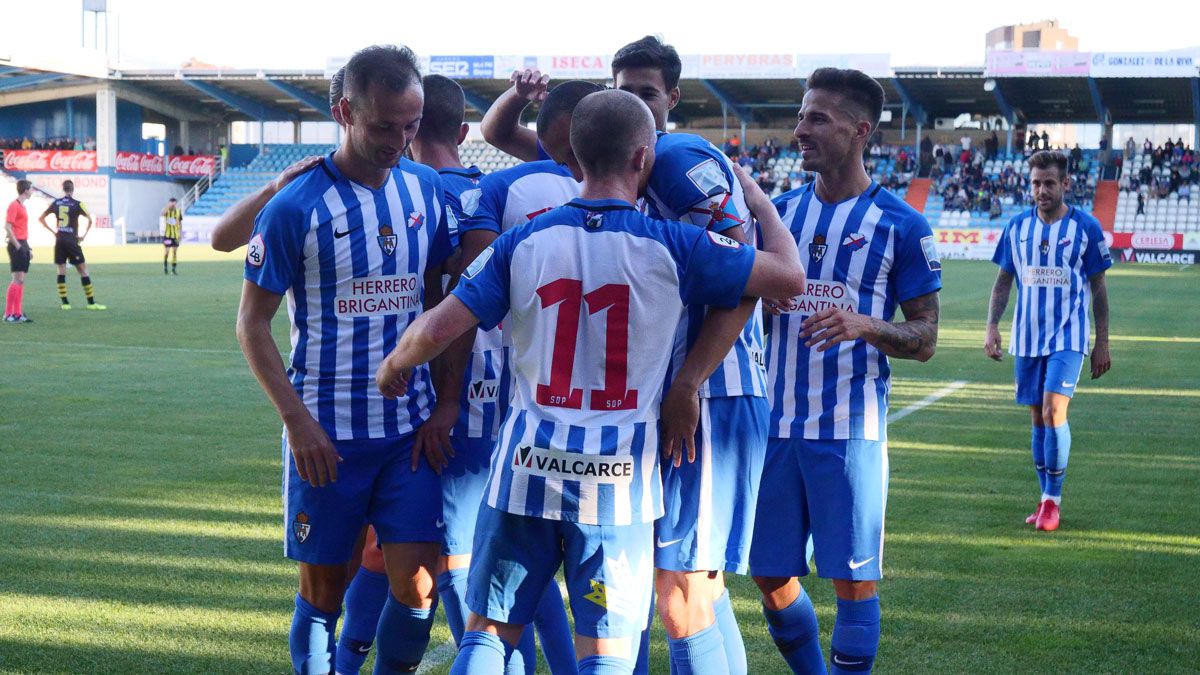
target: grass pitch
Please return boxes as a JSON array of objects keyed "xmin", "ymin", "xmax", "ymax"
[{"xmin": 0, "ymin": 247, "xmax": 1197, "ymax": 673}]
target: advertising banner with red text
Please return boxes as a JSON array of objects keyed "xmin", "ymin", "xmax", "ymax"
[
  {"xmin": 933, "ymin": 227, "xmax": 1004, "ymax": 260},
  {"xmin": 167, "ymin": 154, "xmax": 217, "ymax": 177},
  {"xmin": 3, "ymin": 150, "xmax": 97, "ymax": 173},
  {"xmin": 115, "ymin": 151, "xmax": 167, "ymax": 175}
]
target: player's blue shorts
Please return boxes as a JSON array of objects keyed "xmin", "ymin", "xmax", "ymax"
[
  {"xmin": 656, "ymin": 395, "xmax": 768, "ymax": 574},
  {"xmin": 282, "ymin": 430, "xmax": 441, "ymax": 565},
  {"xmin": 1014, "ymin": 351, "xmax": 1085, "ymax": 405},
  {"xmin": 750, "ymin": 437, "xmax": 888, "ymax": 581},
  {"xmin": 441, "ymin": 434, "xmax": 494, "ymax": 556},
  {"xmin": 467, "ymin": 505, "xmax": 654, "ymax": 639}
]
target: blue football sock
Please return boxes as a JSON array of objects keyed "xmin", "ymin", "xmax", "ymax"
[
  {"xmin": 372, "ymin": 593, "xmax": 436, "ymax": 674},
  {"xmin": 762, "ymin": 587, "xmax": 826, "ymax": 675},
  {"xmin": 449, "ymin": 631, "xmax": 509, "ymax": 675},
  {"xmin": 668, "ymin": 622, "xmax": 729, "ymax": 675},
  {"xmin": 579, "ymin": 654, "xmax": 633, "ymax": 675},
  {"xmin": 631, "ymin": 590, "xmax": 654, "ymax": 675},
  {"xmin": 1044, "ymin": 422, "xmax": 1071, "ymax": 501},
  {"xmin": 336, "ymin": 568, "xmax": 390, "ymax": 674},
  {"xmin": 290, "ymin": 593, "xmax": 341, "ymax": 675},
  {"xmin": 509, "ymin": 626, "xmax": 535, "ymax": 675},
  {"xmin": 830, "ymin": 596, "xmax": 880, "ymax": 674},
  {"xmin": 437, "ymin": 568, "xmax": 470, "ymax": 646},
  {"xmin": 713, "ymin": 590, "xmax": 747, "ymax": 675},
  {"xmin": 1031, "ymin": 425, "xmax": 1048, "ymax": 495},
  {"xmin": 534, "ymin": 578, "xmax": 577, "ymax": 675}
]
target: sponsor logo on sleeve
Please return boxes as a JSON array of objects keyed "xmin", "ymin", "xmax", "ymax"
[
  {"xmin": 335, "ymin": 274, "xmax": 421, "ymax": 317},
  {"xmin": 920, "ymin": 235, "xmax": 942, "ymax": 271},
  {"xmin": 685, "ymin": 158, "xmax": 731, "ymax": 196},
  {"xmin": 706, "ymin": 230, "xmax": 740, "ymax": 249},
  {"xmin": 246, "ymin": 233, "xmax": 265, "ymax": 267},
  {"xmin": 462, "ymin": 246, "xmax": 494, "ymax": 279},
  {"xmin": 460, "ymin": 188, "xmax": 482, "ymax": 217}
]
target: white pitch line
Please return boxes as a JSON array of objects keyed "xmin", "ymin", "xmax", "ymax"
[
  {"xmin": 887, "ymin": 380, "xmax": 969, "ymax": 424},
  {"xmin": 0, "ymin": 340, "xmax": 241, "ymax": 355},
  {"xmin": 416, "ymin": 639, "xmax": 458, "ymax": 674}
]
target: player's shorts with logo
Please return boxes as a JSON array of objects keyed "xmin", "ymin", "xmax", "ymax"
[
  {"xmin": 440, "ymin": 435, "xmax": 493, "ymax": 556},
  {"xmin": 53, "ymin": 238, "xmax": 85, "ymax": 265},
  {"xmin": 1014, "ymin": 351, "xmax": 1084, "ymax": 405},
  {"xmin": 282, "ymin": 430, "xmax": 441, "ymax": 565},
  {"xmin": 163, "ymin": 237, "xmax": 179, "ymax": 248},
  {"xmin": 6, "ymin": 239, "xmax": 31, "ymax": 273},
  {"xmin": 467, "ymin": 505, "xmax": 653, "ymax": 638},
  {"xmin": 655, "ymin": 395, "xmax": 768, "ymax": 574},
  {"xmin": 750, "ymin": 437, "xmax": 888, "ymax": 581}
]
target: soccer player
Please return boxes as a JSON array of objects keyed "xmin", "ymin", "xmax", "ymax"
[
  {"xmin": 39, "ymin": 179, "xmax": 105, "ymax": 310},
  {"xmin": 449, "ymin": 79, "xmax": 604, "ymax": 675},
  {"xmin": 236, "ymin": 45, "xmax": 452, "ymax": 675},
  {"xmin": 608, "ymin": 37, "xmax": 769, "ymax": 675},
  {"xmin": 750, "ymin": 68, "xmax": 942, "ymax": 675},
  {"xmin": 4, "ymin": 179, "xmax": 34, "ymax": 322},
  {"xmin": 162, "ymin": 197, "xmax": 182, "ymax": 274},
  {"xmin": 377, "ymin": 88, "xmax": 806, "ymax": 675},
  {"xmin": 984, "ymin": 149, "xmax": 1112, "ymax": 532}
]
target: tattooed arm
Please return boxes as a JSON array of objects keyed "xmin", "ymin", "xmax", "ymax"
[
  {"xmin": 984, "ymin": 269, "xmax": 1014, "ymax": 361},
  {"xmin": 799, "ymin": 290, "xmax": 940, "ymax": 362}
]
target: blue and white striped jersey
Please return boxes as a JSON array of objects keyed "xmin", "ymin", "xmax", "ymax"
[
  {"xmin": 436, "ymin": 165, "xmax": 512, "ymax": 441},
  {"xmin": 452, "ymin": 160, "xmax": 581, "ymax": 440},
  {"xmin": 244, "ymin": 154, "xmax": 452, "ymax": 441},
  {"xmin": 645, "ymin": 132, "xmax": 767, "ymax": 399},
  {"xmin": 766, "ymin": 183, "xmax": 942, "ymax": 441},
  {"xmin": 453, "ymin": 199, "xmax": 756, "ymax": 525},
  {"xmin": 992, "ymin": 206, "xmax": 1111, "ymax": 357},
  {"xmin": 437, "ymin": 165, "xmax": 481, "ymax": 245}
]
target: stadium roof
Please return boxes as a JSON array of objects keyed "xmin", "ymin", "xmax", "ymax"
[{"xmin": 0, "ymin": 49, "xmax": 1197, "ymax": 130}]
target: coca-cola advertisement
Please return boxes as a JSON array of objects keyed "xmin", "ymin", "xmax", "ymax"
[
  {"xmin": 167, "ymin": 154, "xmax": 217, "ymax": 177},
  {"xmin": 115, "ymin": 151, "xmax": 167, "ymax": 175},
  {"xmin": 3, "ymin": 150, "xmax": 98, "ymax": 173}
]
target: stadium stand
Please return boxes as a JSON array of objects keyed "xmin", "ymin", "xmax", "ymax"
[
  {"xmin": 1114, "ymin": 142, "xmax": 1200, "ymax": 232},
  {"xmin": 186, "ymin": 141, "xmax": 521, "ymax": 216}
]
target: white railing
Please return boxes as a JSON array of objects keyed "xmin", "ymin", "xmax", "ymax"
[{"xmin": 180, "ymin": 158, "xmax": 225, "ymax": 214}]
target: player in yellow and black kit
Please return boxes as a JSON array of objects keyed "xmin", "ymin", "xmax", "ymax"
[
  {"xmin": 38, "ymin": 179, "xmax": 105, "ymax": 310},
  {"xmin": 162, "ymin": 197, "xmax": 182, "ymax": 275}
]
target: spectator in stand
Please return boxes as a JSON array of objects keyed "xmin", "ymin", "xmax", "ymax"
[
  {"xmin": 84, "ymin": 137, "xmax": 96, "ymax": 151},
  {"xmin": 1040, "ymin": 130, "xmax": 1050, "ymax": 150},
  {"xmin": 1069, "ymin": 144, "xmax": 1082, "ymax": 172},
  {"xmin": 960, "ymin": 134, "xmax": 972, "ymax": 154},
  {"xmin": 985, "ymin": 132, "xmax": 998, "ymax": 160},
  {"xmin": 1143, "ymin": 138, "xmax": 1152, "ymax": 154},
  {"xmin": 1125, "ymin": 137, "xmax": 1136, "ymax": 161},
  {"xmin": 1136, "ymin": 191, "xmax": 1145, "ymax": 216},
  {"xmin": 1028, "ymin": 130, "xmax": 1039, "ymax": 152},
  {"xmin": 1179, "ymin": 183, "xmax": 1191, "ymax": 203},
  {"xmin": 20, "ymin": 137, "xmax": 32, "ymax": 149}
]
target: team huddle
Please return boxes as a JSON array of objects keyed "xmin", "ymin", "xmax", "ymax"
[{"xmin": 214, "ymin": 36, "xmax": 1109, "ymax": 675}]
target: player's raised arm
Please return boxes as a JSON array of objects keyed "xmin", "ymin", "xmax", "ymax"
[
  {"xmin": 479, "ymin": 69, "xmax": 547, "ymax": 162},
  {"xmin": 735, "ymin": 163, "xmax": 806, "ymax": 300},
  {"xmin": 211, "ymin": 155, "xmax": 322, "ymax": 252}
]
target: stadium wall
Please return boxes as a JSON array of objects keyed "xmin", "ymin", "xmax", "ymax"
[
  {"xmin": 0, "ymin": 98, "xmax": 147, "ymax": 153},
  {"xmin": 111, "ymin": 177, "xmax": 187, "ymax": 239}
]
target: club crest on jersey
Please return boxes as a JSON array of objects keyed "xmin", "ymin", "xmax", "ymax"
[
  {"xmin": 809, "ymin": 235, "xmax": 828, "ymax": 263},
  {"xmin": 377, "ymin": 225, "xmax": 398, "ymax": 257},
  {"xmin": 585, "ymin": 211, "xmax": 604, "ymax": 229},
  {"xmin": 292, "ymin": 512, "xmax": 311, "ymax": 543},
  {"xmin": 842, "ymin": 232, "xmax": 868, "ymax": 251},
  {"xmin": 1039, "ymin": 240, "xmax": 1050, "ymax": 255},
  {"xmin": 689, "ymin": 193, "xmax": 745, "ymax": 229},
  {"xmin": 407, "ymin": 211, "xmax": 424, "ymax": 229}
]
